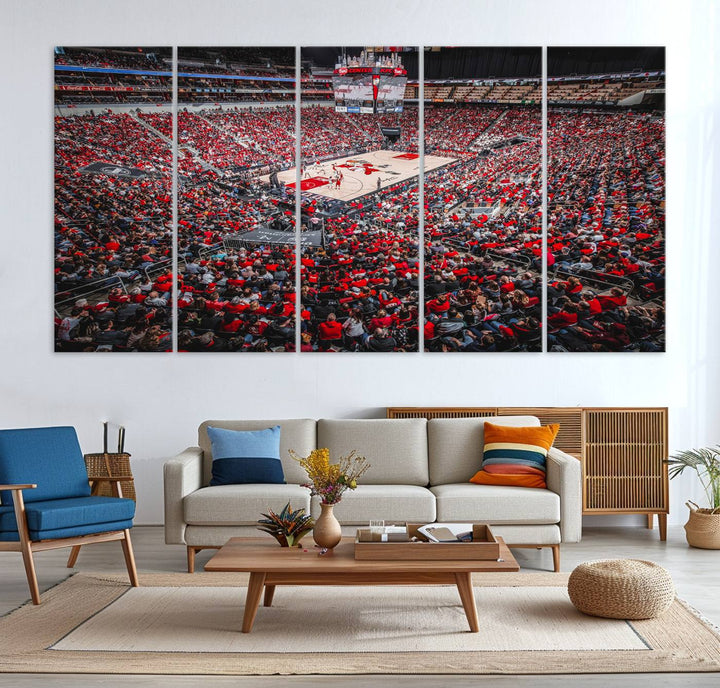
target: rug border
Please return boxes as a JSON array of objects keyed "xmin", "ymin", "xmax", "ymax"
[{"xmin": 0, "ymin": 572, "xmax": 718, "ymax": 676}]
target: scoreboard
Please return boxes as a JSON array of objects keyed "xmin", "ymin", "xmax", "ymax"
[
  {"xmin": 333, "ymin": 70, "xmax": 374, "ymax": 113},
  {"xmin": 333, "ymin": 66, "xmax": 406, "ymax": 114},
  {"xmin": 375, "ymin": 72, "xmax": 406, "ymax": 113}
]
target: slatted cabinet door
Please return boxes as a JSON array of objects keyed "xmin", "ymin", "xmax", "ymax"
[{"xmin": 582, "ymin": 408, "xmax": 668, "ymax": 515}]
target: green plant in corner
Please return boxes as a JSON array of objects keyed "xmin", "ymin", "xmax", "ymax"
[
  {"xmin": 257, "ymin": 502, "xmax": 315, "ymax": 547},
  {"xmin": 666, "ymin": 446, "xmax": 720, "ymax": 513}
]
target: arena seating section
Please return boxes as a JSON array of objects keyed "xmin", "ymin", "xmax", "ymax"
[
  {"xmin": 546, "ymin": 109, "xmax": 665, "ymax": 351},
  {"xmin": 55, "ymin": 51, "xmax": 664, "ymax": 352},
  {"xmin": 423, "ymin": 105, "xmax": 542, "ymax": 351}
]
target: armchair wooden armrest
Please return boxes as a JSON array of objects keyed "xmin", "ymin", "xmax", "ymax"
[{"xmin": 0, "ymin": 484, "xmax": 37, "ymax": 491}]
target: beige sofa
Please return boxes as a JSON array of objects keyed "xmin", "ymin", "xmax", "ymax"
[{"xmin": 164, "ymin": 417, "xmax": 582, "ymax": 572}]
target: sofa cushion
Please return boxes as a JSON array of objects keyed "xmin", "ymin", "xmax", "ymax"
[
  {"xmin": 317, "ymin": 419, "xmax": 428, "ymax": 485},
  {"xmin": 427, "ymin": 416, "xmax": 540, "ymax": 486},
  {"xmin": 430, "ymin": 483, "xmax": 560, "ymax": 524},
  {"xmin": 470, "ymin": 422, "xmax": 559, "ymax": 489},
  {"xmin": 0, "ymin": 496, "xmax": 134, "ymax": 541},
  {"xmin": 311, "ymin": 485, "xmax": 436, "ymax": 525},
  {"xmin": 198, "ymin": 420, "xmax": 316, "ymax": 487},
  {"xmin": 0, "ymin": 427, "xmax": 91, "ymax": 505},
  {"xmin": 184, "ymin": 484, "xmax": 311, "ymax": 526},
  {"xmin": 206, "ymin": 426, "xmax": 285, "ymax": 486}
]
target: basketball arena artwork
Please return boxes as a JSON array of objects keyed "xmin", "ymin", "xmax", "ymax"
[{"xmin": 54, "ymin": 46, "xmax": 664, "ymax": 353}]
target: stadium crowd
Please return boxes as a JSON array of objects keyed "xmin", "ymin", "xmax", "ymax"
[
  {"xmin": 54, "ymin": 112, "xmax": 173, "ymax": 351},
  {"xmin": 299, "ymin": 182, "xmax": 420, "ymax": 352},
  {"xmin": 301, "ymin": 107, "xmax": 418, "ymax": 161},
  {"xmin": 423, "ymin": 105, "xmax": 542, "ymax": 351},
  {"xmin": 55, "ymin": 47, "xmax": 171, "ymax": 106},
  {"xmin": 424, "ymin": 105, "xmax": 505, "ymax": 156},
  {"xmin": 545, "ymin": 109, "xmax": 665, "ymax": 351}
]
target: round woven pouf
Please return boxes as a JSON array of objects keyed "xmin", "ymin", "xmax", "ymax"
[{"xmin": 568, "ymin": 559, "xmax": 675, "ymax": 620}]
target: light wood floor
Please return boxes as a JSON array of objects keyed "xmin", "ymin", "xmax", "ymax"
[{"xmin": 1, "ymin": 525, "xmax": 718, "ymax": 688}]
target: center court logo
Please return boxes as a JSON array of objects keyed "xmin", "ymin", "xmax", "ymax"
[
  {"xmin": 80, "ymin": 161, "xmax": 147, "ymax": 178},
  {"xmin": 100, "ymin": 166, "xmax": 132, "ymax": 176}
]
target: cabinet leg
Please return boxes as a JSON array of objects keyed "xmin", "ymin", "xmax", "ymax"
[
  {"xmin": 646, "ymin": 513, "xmax": 654, "ymax": 529},
  {"xmin": 658, "ymin": 513, "xmax": 667, "ymax": 541}
]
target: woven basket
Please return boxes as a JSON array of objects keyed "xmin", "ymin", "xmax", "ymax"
[
  {"xmin": 568, "ymin": 559, "xmax": 675, "ymax": 620},
  {"xmin": 84, "ymin": 453, "xmax": 136, "ymax": 501},
  {"xmin": 684, "ymin": 501, "xmax": 720, "ymax": 549}
]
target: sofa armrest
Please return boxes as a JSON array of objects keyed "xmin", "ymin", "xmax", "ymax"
[
  {"xmin": 546, "ymin": 446, "xmax": 582, "ymax": 543},
  {"xmin": 164, "ymin": 447, "xmax": 203, "ymax": 545}
]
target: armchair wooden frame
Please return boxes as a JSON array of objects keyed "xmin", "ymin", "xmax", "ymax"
[
  {"xmin": 0, "ymin": 478, "xmax": 139, "ymax": 605},
  {"xmin": 65, "ymin": 475, "xmax": 134, "ymax": 568}
]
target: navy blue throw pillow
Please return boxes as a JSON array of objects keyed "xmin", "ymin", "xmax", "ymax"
[{"xmin": 207, "ymin": 426, "xmax": 285, "ymax": 486}]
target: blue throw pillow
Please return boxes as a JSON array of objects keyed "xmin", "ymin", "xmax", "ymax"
[{"xmin": 207, "ymin": 426, "xmax": 285, "ymax": 486}]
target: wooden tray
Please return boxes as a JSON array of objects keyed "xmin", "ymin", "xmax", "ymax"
[{"xmin": 354, "ymin": 523, "xmax": 500, "ymax": 560}]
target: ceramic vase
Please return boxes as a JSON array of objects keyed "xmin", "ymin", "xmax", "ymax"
[{"xmin": 313, "ymin": 502, "xmax": 342, "ymax": 549}]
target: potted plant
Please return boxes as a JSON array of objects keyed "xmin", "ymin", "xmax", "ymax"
[
  {"xmin": 257, "ymin": 502, "xmax": 314, "ymax": 547},
  {"xmin": 666, "ymin": 446, "xmax": 720, "ymax": 549},
  {"xmin": 290, "ymin": 448, "xmax": 370, "ymax": 550}
]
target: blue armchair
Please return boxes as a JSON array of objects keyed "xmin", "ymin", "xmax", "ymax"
[{"xmin": 0, "ymin": 426, "xmax": 139, "ymax": 604}]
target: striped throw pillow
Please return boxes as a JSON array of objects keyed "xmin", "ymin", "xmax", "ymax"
[{"xmin": 469, "ymin": 422, "xmax": 559, "ymax": 489}]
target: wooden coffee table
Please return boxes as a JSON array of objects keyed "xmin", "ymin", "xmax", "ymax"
[{"xmin": 204, "ymin": 536, "xmax": 519, "ymax": 633}]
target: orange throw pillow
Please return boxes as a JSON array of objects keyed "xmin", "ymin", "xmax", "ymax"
[{"xmin": 470, "ymin": 423, "xmax": 559, "ymax": 489}]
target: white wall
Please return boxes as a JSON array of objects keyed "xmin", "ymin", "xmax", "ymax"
[{"xmin": 1, "ymin": 0, "xmax": 718, "ymax": 525}]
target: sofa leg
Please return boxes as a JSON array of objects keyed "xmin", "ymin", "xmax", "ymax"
[
  {"xmin": 551, "ymin": 545, "xmax": 560, "ymax": 573},
  {"xmin": 187, "ymin": 546, "xmax": 196, "ymax": 574},
  {"xmin": 121, "ymin": 529, "xmax": 140, "ymax": 587}
]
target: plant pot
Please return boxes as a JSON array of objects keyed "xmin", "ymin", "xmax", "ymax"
[
  {"xmin": 313, "ymin": 502, "xmax": 342, "ymax": 549},
  {"xmin": 684, "ymin": 501, "xmax": 720, "ymax": 549}
]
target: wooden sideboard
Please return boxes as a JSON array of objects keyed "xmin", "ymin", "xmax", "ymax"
[{"xmin": 386, "ymin": 406, "xmax": 669, "ymax": 540}]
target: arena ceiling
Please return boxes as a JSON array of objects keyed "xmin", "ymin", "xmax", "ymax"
[
  {"xmin": 423, "ymin": 47, "xmax": 542, "ymax": 80},
  {"xmin": 548, "ymin": 47, "xmax": 665, "ymax": 76},
  {"xmin": 302, "ymin": 46, "xmax": 664, "ymax": 81}
]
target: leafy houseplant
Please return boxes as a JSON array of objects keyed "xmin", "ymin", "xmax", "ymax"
[
  {"xmin": 666, "ymin": 446, "xmax": 720, "ymax": 549},
  {"xmin": 257, "ymin": 502, "xmax": 314, "ymax": 547}
]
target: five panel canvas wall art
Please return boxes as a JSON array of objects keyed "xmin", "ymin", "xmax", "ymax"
[{"xmin": 53, "ymin": 46, "xmax": 665, "ymax": 353}]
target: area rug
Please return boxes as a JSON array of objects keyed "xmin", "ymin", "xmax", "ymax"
[
  {"xmin": 1, "ymin": 572, "xmax": 719, "ymax": 675},
  {"xmin": 51, "ymin": 585, "xmax": 649, "ymax": 653}
]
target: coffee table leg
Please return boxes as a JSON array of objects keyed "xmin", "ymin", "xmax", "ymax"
[
  {"xmin": 242, "ymin": 572, "xmax": 266, "ymax": 633},
  {"xmin": 455, "ymin": 572, "xmax": 479, "ymax": 633},
  {"xmin": 263, "ymin": 584, "xmax": 276, "ymax": 607}
]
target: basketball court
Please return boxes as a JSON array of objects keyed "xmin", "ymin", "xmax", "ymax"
[{"xmin": 263, "ymin": 149, "xmax": 456, "ymax": 202}]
